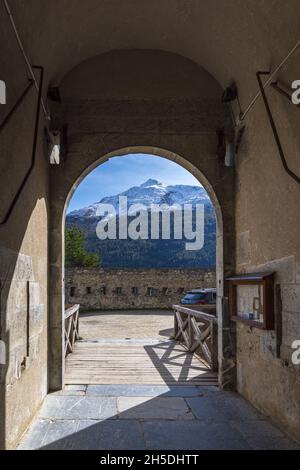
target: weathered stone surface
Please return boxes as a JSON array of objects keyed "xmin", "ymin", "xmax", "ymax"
[
  {"xmin": 86, "ymin": 384, "xmax": 204, "ymax": 397},
  {"xmin": 142, "ymin": 420, "xmax": 251, "ymax": 450},
  {"xmin": 20, "ymin": 419, "xmax": 146, "ymax": 450},
  {"xmin": 236, "ymin": 321, "xmax": 300, "ymax": 442},
  {"xmin": 247, "ymin": 256, "xmax": 296, "ymax": 284},
  {"xmin": 117, "ymin": 396, "xmax": 194, "ymax": 420},
  {"xmin": 236, "ymin": 231, "xmax": 250, "ymax": 266},
  {"xmin": 186, "ymin": 394, "xmax": 264, "ymax": 422},
  {"xmin": 281, "ymin": 285, "xmax": 300, "ymax": 314},
  {"xmin": 296, "ymin": 261, "xmax": 300, "ymax": 284},
  {"xmin": 19, "ymin": 385, "xmax": 299, "ymax": 450},
  {"xmin": 0, "ymin": 242, "xmax": 48, "ymax": 449},
  {"xmin": 282, "ymin": 311, "xmax": 300, "ymax": 345},
  {"xmin": 230, "ymin": 418, "xmax": 286, "ymax": 439},
  {"xmin": 38, "ymin": 395, "xmax": 118, "ymax": 420}
]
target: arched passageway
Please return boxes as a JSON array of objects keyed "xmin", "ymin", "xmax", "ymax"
[
  {"xmin": 51, "ymin": 145, "xmax": 234, "ymax": 390},
  {"xmin": 1, "ymin": 5, "xmax": 300, "ymax": 444},
  {"xmin": 48, "ymin": 50, "xmax": 236, "ymax": 393},
  {"xmin": 62, "ymin": 150, "xmax": 221, "ymax": 386}
]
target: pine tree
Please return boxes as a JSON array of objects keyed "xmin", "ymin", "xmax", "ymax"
[{"xmin": 65, "ymin": 227, "xmax": 101, "ymax": 267}]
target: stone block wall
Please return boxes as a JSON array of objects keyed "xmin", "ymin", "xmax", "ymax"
[
  {"xmin": 235, "ymin": 255, "xmax": 300, "ymax": 440},
  {"xmin": 65, "ymin": 267, "xmax": 216, "ymax": 310},
  {"xmin": 0, "ymin": 246, "xmax": 47, "ymax": 449}
]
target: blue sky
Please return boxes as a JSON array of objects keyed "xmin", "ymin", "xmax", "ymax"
[{"xmin": 67, "ymin": 153, "xmax": 202, "ymax": 213}]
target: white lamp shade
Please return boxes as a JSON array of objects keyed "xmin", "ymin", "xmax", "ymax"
[{"xmin": 0, "ymin": 80, "xmax": 6, "ymax": 104}]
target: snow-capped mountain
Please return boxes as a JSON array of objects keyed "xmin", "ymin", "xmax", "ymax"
[
  {"xmin": 66, "ymin": 180, "xmax": 216, "ymax": 269},
  {"xmin": 68, "ymin": 179, "xmax": 211, "ymax": 219}
]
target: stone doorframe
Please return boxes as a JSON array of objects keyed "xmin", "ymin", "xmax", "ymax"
[{"xmin": 49, "ymin": 142, "xmax": 236, "ymax": 391}]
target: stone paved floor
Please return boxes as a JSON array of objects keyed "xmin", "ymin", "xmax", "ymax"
[{"xmin": 18, "ymin": 385, "xmax": 299, "ymax": 450}]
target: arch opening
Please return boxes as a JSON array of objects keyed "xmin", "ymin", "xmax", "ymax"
[{"xmin": 56, "ymin": 146, "xmax": 225, "ymax": 388}]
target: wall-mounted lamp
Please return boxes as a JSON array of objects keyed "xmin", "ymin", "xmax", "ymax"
[
  {"xmin": 50, "ymin": 141, "xmax": 61, "ymax": 165},
  {"xmin": 216, "ymin": 128, "xmax": 236, "ymax": 167},
  {"xmin": 0, "ymin": 80, "xmax": 6, "ymax": 104},
  {"xmin": 222, "ymin": 82, "xmax": 244, "ymax": 125},
  {"xmin": 45, "ymin": 127, "xmax": 61, "ymax": 165},
  {"xmin": 46, "ymin": 86, "xmax": 64, "ymax": 165},
  {"xmin": 224, "ymin": 141, "xmax": 235, "ymax": 167}
]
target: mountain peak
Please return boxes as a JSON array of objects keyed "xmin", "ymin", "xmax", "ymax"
[
  {"xmin": 68, "ymin": 180, "xmax": 211, "ymax": 218},
  {"xmin": 140, "ymin": 179, "xmax": 161, "ymax": 187}
]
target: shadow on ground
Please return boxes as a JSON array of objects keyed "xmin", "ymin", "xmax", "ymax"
[{"xmin": 18, "ymin": 384, "xmax": 299, "ymax": 450}]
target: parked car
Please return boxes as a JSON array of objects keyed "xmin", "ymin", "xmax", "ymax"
[{"xmin": 180, "ymin": 288, "xmax": 216, "ymax": 306}]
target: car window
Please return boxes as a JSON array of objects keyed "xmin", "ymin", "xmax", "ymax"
[{"xmin": 183, "ymin": 292, "xmax": 206, "ymax": 300}]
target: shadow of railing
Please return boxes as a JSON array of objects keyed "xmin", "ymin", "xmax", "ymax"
[{"xmin": 143, "ymin": 340, "xmax": 216, "ymax": 385}]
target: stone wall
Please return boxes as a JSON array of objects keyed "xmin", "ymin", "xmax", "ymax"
[
  {"xmin": 0, "ymin": 247, "xmax": 47, "ymax": 449},
  {"xmin": 0, "ymin": 2, "xmax": 49, "ymax": 448},
  {"xmin": 235, "ymin": 256, "xmax": 300, "ymax": 440},
  {"xmin": 65, "ymin": 268, "xmax": 216, "ymax": 310},
  {"xmin": 233, "ymin": 66, "xmax": 300, "ymax": 442}
]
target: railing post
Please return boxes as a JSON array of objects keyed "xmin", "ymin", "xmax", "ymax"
[
  {"xmin": 64, "ymin": 304, "xmax": 80, "ymax": 358},
  {"xmin": 211, "ymin": 320, "xmax": 219, "ymax": 372},
  {"xmin": 188, "ymin": 313, "xmax": 192, "ymax": 350},
  {"xmin": 174, "ymin": 309, "xmax": 178, "ymax": 337},
  {"xmin": 172, "ymin": 304, "xmax": 218, "ymax": 372}
]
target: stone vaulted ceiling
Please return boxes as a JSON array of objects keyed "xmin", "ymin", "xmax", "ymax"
[{"xmin": 6, "ymin": 0, "xmax": 300, "ymax": 105}]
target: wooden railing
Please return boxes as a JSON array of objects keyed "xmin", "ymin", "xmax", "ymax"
[
  {"xmin": 173, "ymin": 304, "xmax": 218, "ymax": 371},
  {"xmin": 64, "ymin": 304, "xmax": 80, "ymax": 357}
]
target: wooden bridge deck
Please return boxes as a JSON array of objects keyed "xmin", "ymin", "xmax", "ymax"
[{"xmin": 64, "ymin": 310, "xmax": 218, "ymax": 386}]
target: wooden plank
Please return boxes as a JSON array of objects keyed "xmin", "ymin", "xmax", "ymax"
[
  {"xmin": 65, "ymin": 303, "xmax": 80, "ymax": 319},
  {"xmin": 173, "ymin": 304, "xmax": 217, "ymax": 322},
  {"xmin": 64, "ymin": 310, "xmax": 217, "ymax": 386},
  {"xmin": 65, "ymin": 338, "xmax": 217, "ymax": 385}
]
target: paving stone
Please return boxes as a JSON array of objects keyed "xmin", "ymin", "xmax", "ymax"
[
  {"xmin": 196, "ymin": 386, "xmax": 228, "ymax": 396},
  {"xmin": 19, "ymin": 419, "xmax": 145, "ymax": 450},
  {"xmin": 247, "ymin": 436, "xmax": 300, "ymax": 450},
  {"xmin": 38, "ymin": 395, "xmax": 117, "ymax": 420},
  {"xmin": 117, "ymin": 396, "xmax": 194, "ymax": 420},
  {"xmin": 50, "ymin": 385, "xmax": 87, "ymax": 396},
  {"xmin": 50, "ymin": 390, "xmax": 86, "ymax": 396},
  {"xmin": 142, "ymin": 420, "xmax": 251, "ymax": 450},
  {"xmin": 18, "ymin": 420, "xmax": 50, "ymax": 450},
  {"xmin": 41, "ymin": 420, "xmax": 146, "ymax": 450},
  {"xmin": 87, "ymin": 384, "xmax": 203, "ymax": 397},
  {"xmin": 65, "ymin": 385, "xmax": 87, "ymax": 391},
  {"xmin": 19, "ymin": 386, "xmax": 299, "ymax": 450},
  {"xmin": 186, "ymin": 395, "xmax": 264, "ymax": 421},
  {"xmin": 230, "ymin": 419, "xmax": 286, "ymax": 439}
]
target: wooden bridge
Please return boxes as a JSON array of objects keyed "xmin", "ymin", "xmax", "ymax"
[{"xmin": 64, "ymin": 306, "xmax": 218, "ymax": 386}]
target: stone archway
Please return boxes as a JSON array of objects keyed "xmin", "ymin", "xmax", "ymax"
[
  {"xmin": 49, "ymin": 143, "xmax": 235, "ymax": 391},
  {"xmin": 48, "ymin": 48, "xmax": 235, "ymax": 392}
]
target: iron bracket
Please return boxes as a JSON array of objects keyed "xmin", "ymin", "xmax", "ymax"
[{"xmin": 256, "ymin": 71, "xmax": 300, "ymax": 185}]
